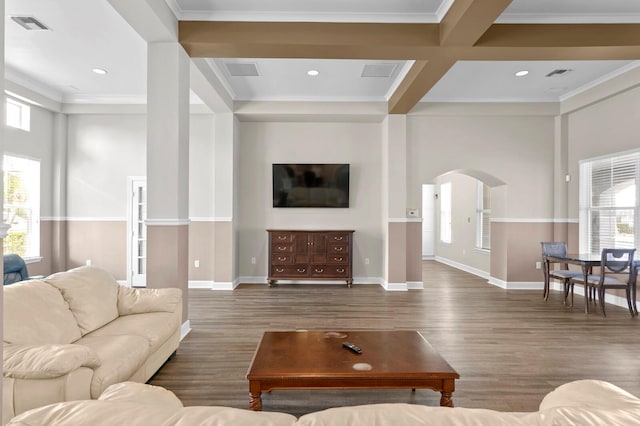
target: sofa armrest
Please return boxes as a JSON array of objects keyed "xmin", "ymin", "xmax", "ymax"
[
  {"xmin": 117, "ymin": 286, "xmax": 182, "ymax": 315},
  {"xmin": 540, "ymin": 380, "xmax": 640, "ymax": 411},
  {"xmin": 3, "ymin": 343, "xmax": 101, "ymax": 379}
]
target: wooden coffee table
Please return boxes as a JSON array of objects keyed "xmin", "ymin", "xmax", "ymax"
[{"xmin": 246, "ymin": 330, "xmax": 459, "ymax": 410}]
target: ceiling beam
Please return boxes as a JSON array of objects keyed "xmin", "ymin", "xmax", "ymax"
[
  {"xmin": 177, "ymin": 0, "xmax": 640, "ymax": 115},
  {"xmin": 440, "ymin": 0, "xmax": 513, "ymax": 46},
  {"xmin": 388, "ymin": 58, "xmax": 457, "ymax": 114},
  {"xmin": 388, "ymin": 0, "xmax": 513, "ymax": 113},
  {"xmin": 180, "ymin": 21, "xmax": 440, "ymax": 60}
]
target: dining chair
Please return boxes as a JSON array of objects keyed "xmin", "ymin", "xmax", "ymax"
[
  {"xmin": 541, "ymin": 242, "xmax": 582, "ymax": 303},
  {"xmin": 570, "ymin": 248, "xmax": 636, "ymax": 317}
]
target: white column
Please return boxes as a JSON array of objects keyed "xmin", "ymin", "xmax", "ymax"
[{"xmin": 145, "ymin": 42, "xmax": 190, "ymax": 322}]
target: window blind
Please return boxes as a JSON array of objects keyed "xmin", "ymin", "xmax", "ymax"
[{"xmin": 579, "ymin": 151, "xmax": 639, "ymax": 254}]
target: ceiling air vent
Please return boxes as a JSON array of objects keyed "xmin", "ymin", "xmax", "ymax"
[
  {"xmin": 361, "ymin": 63, "xmax": 397, "ymax": 78},
  {"xmin": 11, "ymin": 16, "xmax": 50, "ymax": 31},
  {"xmin": 545, "ymin": 69, "xmax": 572, "ymax": 78},
  {"xmin": 224, "ymin": 63, "xmax": 260, "ymax": 77}
]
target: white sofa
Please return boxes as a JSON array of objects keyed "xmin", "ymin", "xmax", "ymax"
[
  {"xmin": 2, "ymin": 266, "xmax": 182, "ymax": 424},
  {"xmin": 7, "ymin": 379, "xmax": 640, "ymax": 425}
]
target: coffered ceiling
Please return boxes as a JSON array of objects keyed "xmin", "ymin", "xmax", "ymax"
[{"xmin": 5, "ymin": 0, "xmax": 640, "ymax": 113}]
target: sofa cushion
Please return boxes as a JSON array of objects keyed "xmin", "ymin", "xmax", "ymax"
[
  {"xmin": 3, "ymin": 280, "xmax": 82, "ymax": 345},
  {"xmin": 98, "ymin": 382, "xmax": 183, "ymax": 408},
  {"xmin": 117, "ymin": 286, "xmax": 182, "ymax": 315},
  {"xmin": 4, "ymin": 343, "xmax": 101, "ymax": 379},
  {"xmin": 7, "ymin": 400, "xmax": 182, "ymax": 426},
  {"xmin": 296, "ymin": 403, "xmax": 531, "ymax": 426},
  {"xmin": 88, "ymin": 312, "xmax": 180, "ymax": 351},
  {"xmin": 45, "ymin": 266, "xmax": 119, "ymax": 335},
  {"xmin": 76, "ymin": 334, "xmax": 150, "ymax": 398}
]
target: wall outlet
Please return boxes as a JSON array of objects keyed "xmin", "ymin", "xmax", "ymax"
[
  {"xmin": 407, "ymin": 208, "xmax": 419, "ymax": 217},
  {"xmin": 194, "ymin": 260, "xmax": 200, "ymax": 268},
  {"xmin": 535, "ymin": 261, "xmax": 542, "ymax": 270},
  {"xmin": 364, "ymin": 258, "xmax": 370, "ymax": 265},
  {"xmin": 85, "ymin": 259, "xmax": 92, "ymax": 266},
  {"xmin": 251, "ymin": 257, "xmax": 256, "ymax": 265}
]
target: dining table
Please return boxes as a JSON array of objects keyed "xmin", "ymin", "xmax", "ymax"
[{"xmin": 543, "ymin": 253, "xmax": 639, "ymax": 315}]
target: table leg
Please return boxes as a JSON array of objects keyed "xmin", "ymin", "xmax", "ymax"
[
  {"xmin": 543, "ymin": 259, "xmax": 550, "ymax": 301},
  {"xmin": 249, "ymin": 382, "xmax": 262, "ymax": 411},
  {"xmin": 582, "ymin": 264, "xmax": 590, "ymax": 314},
  {"xmin": 440, "ymin": 391, "xmax": 454, "ymax": 407},
  {"xmin": 440, "ymin": 380, "xmax": 455, "ymax": 407}
]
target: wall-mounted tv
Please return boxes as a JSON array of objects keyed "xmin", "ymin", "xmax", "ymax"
[{"xmin": 273, "ymin": 164, "xmax": 350, "ymax": 208}]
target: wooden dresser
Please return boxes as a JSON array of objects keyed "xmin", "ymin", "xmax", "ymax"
[{"xmin": 267, "ymin": 229, "xmax": 355, "ymax": 287}]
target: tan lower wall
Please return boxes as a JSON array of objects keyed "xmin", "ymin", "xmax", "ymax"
[
  {"xmin": 66, "ymin": 221, "xmax": 127, "ymax": 279},
  {"xmin": 407, "ymin": 222, "xmax": 422, "ymax": 282},
  {"xmin": 214, "ymin": 221, "xmax": 233, "ymax": 283},
  {"xmin": 189, "ymin": 221, "xmax": 215, "ymax": 280},
  {"xmin": 387, "ymin": 222, "xmax": 407, "ymax": 283}
]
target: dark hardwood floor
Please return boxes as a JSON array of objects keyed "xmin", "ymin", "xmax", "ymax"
[{"xmin": 149, "ymin": 260, "xmax": 640, "ymax": 416}]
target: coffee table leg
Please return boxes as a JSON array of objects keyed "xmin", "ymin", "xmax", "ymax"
[
  {"xmin": 440, "ymin": 391, "xmax": 454, "ymax": 407},
  {"xmin": 249, "ymin": 382, "xmax": 262, "ymax": 411},
  {"xmin": 440, "ymin": 380, "xmax": 455, "ymax": 407}
]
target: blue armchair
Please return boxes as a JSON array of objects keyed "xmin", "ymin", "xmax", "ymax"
[{"xmin": 3, "ymin": 254, "xmax": 43, "ymax": 285}]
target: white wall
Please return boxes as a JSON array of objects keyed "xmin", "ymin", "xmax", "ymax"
[
  {"xmin": 66, "ymin": 114, "xmax": 146, "ymax": 219},
  {"xmin": 407, "ymin": 110, "xmax": 555, "ymax": 219},
  {"xmin": 236, "ymin": 121, "xmax": 384, "ymax": 281},
  {"xmin": 566, "ymin": 85, "xmax": 640, "ymax": 219},
  {"xmin": 5, "ymin": 102, "xmax": 54, "ymax": 217}
]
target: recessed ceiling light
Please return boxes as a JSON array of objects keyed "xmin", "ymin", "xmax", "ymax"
[
  {"xmin": 92, "ymin": 68, "xmax": 108, "ymax": 75},
  {"xmin": 307, "ymin": 70, "xmax": 319, "ymax": 76},
  {"xmin": 515, "ymin": 70, "xmax": 529, "ymax": 77}
]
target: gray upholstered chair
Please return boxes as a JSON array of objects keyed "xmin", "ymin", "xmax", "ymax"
[
  {"xmin": 570, "ymin": 248, "xmax": 636, "ymax": 317},
  {"xmin": 541, "ymin": 242, "xmax": 582, "ymax": 303},
  {"xmin": 3, "ymin": 254, "xmax": 43, "ymax": 285}
]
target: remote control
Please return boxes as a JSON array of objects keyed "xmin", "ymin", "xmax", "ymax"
[{"xmin": 342, "ymin": 341, "xmax": 362, "ymax": 354}]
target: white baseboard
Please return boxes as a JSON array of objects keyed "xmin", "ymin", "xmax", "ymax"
[
  {"xmin": 435, "ymin": 256, "xmax": 490, "ymax": 280},
  {"xmin": 180, "ymin": 320, "xmax": 191, "ymax": 341}
]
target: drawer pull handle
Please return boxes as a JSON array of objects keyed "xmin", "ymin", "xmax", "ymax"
[
  {"xmin": 335, "ymin": 257, "xmax": 343, "ymax": 262},
  {"xmin": 315, "ymin": 268, "xmax": 324, "ymax": 273},
  {"xmin": 337, "ymin": 268, "xmax": 345, "ymax": 273},
  {"xmin": 334, "ymin": 247, "xmax": 343, "ymax": 252},
  {"xmin": 335, "ymin": 236, "xmax": 343, "ymax": 240},
  {"xmin": 276, "ymin": 268, "xmax": 284, "ymax": 273},
  {"xmin": 278, "ymin": 256, "xmax": 287, "ymax": 261},
  {"xmin": 278, "ymin": 236, "xmax": 287, "ymax": 240},
  {"xmin": 277, "ymin": 246, "xmax": 287, "ymax": 251},
  {"xmin": 297, "ymin": 268, "xmax": 306, "ymax": 273}
]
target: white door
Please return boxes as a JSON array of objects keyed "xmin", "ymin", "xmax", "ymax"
[{"xmin": 127, "ymin": 177, "xmax": 147, "ymax": 287}]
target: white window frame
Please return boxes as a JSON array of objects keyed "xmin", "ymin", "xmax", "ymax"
[
  {"xmin": 440, "ymin": 182, "xmax": 452, "ymax": 243},
  {"xmin": 3, "ymin": 154, "xmax": 40, "ymax": 259},
  {"xmin": 5, "ymin": 98, "xmax": 31, "ymax": 131},
  {"xmin": 476, "ymin": 181, "xmax": 491, "ymax": 251},
  {"xmin": 579, "ymin": 149, "xmax": 639, "ymax": 255}
]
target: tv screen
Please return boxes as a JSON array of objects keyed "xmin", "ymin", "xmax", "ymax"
[{"xmin": 273, "ymin": 164, "xmax": 350, "ymax": 208}]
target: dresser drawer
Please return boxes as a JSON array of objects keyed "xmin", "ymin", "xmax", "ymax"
[
  {"xmin": 327, "ymin": 254, "xmax": 348, "ymax": 264},
  {"xmin": 328, "ymin": 243, "xmax": 349, "ymax": 254},
  {"xmin": 327, "ymin": 233, "xmax": 350, "ymax": 243},
  {"xmin": 271, "ymin": 265, "xmax": 309, "ymax": 277},
  {"xmin": 272, "ymin": 243, "xmax": 293, "ymax": 253},
  {"xmin": 271, "ymin": 232, "xmax": 295, "ymax": 243},
  {"xmin": 310, "ymin": 265, "xmax": 349, "ymax": 278},
  {"xmin": 272, "ymin": 254, "xmax": 293, "ymax": 265}
]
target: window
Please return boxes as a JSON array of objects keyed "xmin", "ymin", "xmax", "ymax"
[
  {"xmin": 440, "ymin": 182, "xmax": 452, "ymax": 243},
  {"xmin": 5, "ymin": 98, "xmax": 31, "ymax": 131},
  {"xmin": 3, "ymin": 155, "xmax": 40, "ymax": 258},
  {"xmin": 476, "ymin": 181, "xmax": 491, "ymax": 250},
  {"xmin": 579, "ymin": 150, "xmax": 639, "ymax": 255}
]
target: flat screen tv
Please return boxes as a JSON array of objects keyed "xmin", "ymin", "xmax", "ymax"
[{"xmin": 273, "ymin": 163, "xmax": 350, "ymax": 208}]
